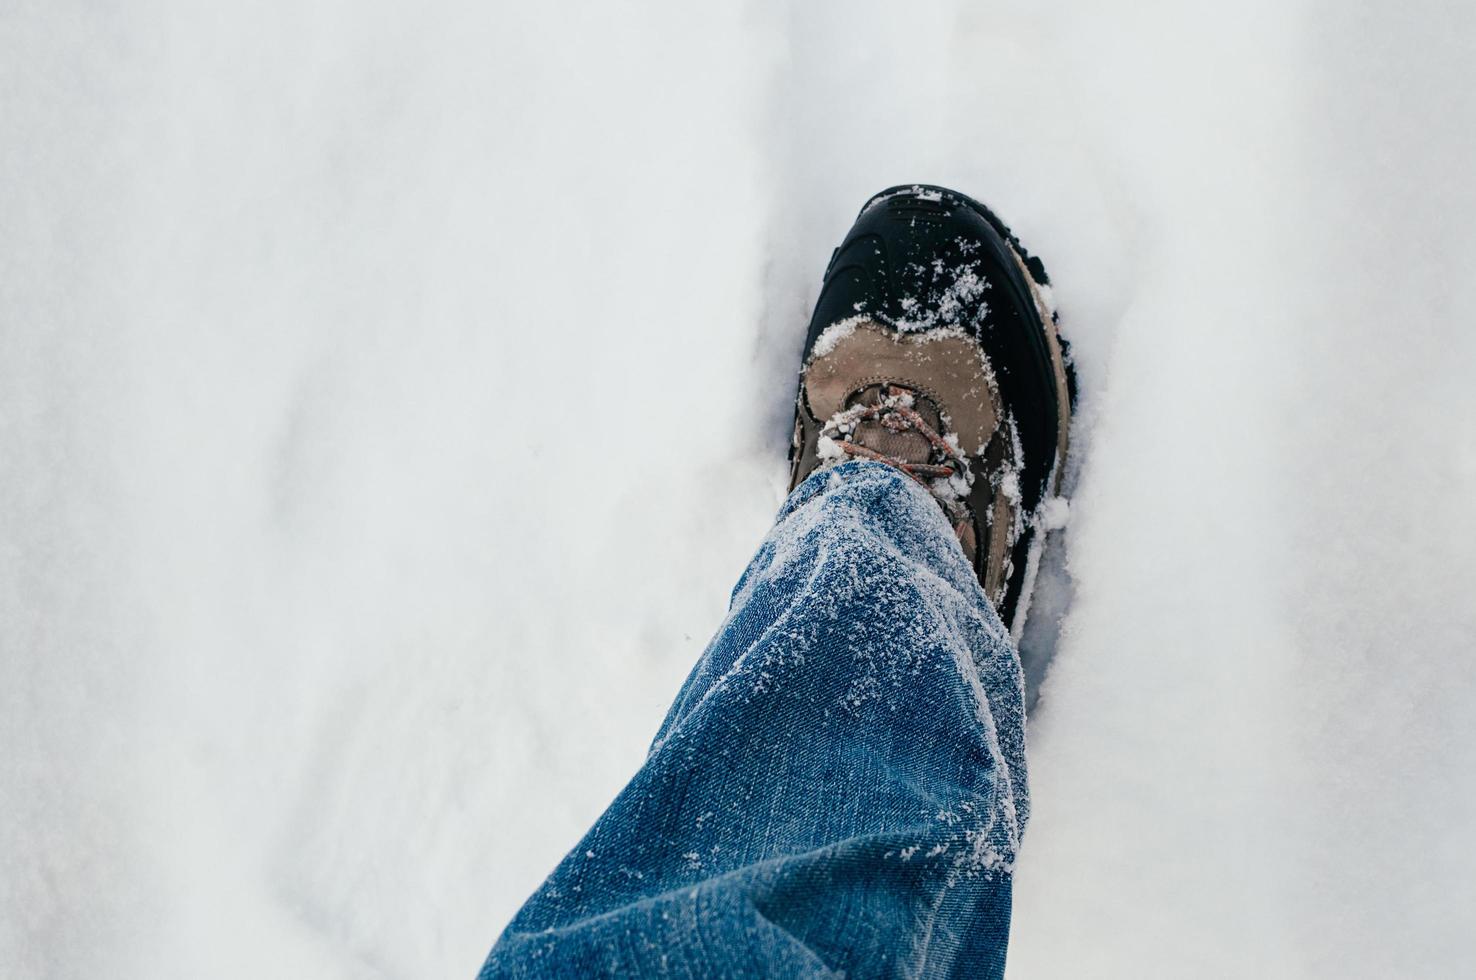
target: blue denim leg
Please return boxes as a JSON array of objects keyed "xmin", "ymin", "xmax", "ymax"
[{"xmin": 480, "ymin": 460, "xmax": 1028, "ymax": 979}]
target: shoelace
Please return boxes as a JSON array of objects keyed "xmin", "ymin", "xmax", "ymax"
[{"xmin": 820, "ymin": 385, "xmax": 968, "ymax": 485}]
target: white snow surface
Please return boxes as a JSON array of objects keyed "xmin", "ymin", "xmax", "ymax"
[{"xmin": 4, "ymin": 1, "xmax": 1475, "ymax": 977}]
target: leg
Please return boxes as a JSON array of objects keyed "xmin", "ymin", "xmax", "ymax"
[
  {"xmin": 480, "ymin": 460, "xmax": 1027, "ymax": 979},
  {"xmin": 480, "ymin": 184, "xmax": 1072, "ymax": 979}
]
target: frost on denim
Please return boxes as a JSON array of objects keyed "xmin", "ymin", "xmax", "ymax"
[{"xmin": 481, "ymin": 460, "xmax": 1029, "ymax": 979}]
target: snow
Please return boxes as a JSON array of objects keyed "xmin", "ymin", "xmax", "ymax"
[
  {"xmin": 3, "ymin": 1, "xmax": 1474, "ymax": 978},
  {"xmin": 809, "ymin": 316, "xmax": 865, "ymax": 358}
]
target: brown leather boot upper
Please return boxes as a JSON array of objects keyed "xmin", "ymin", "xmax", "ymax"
[{"xmin": 789, "ymin": 319, "xmax": 1029, "ymax": 611}]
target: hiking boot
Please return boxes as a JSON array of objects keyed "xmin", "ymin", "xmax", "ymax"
[{"xmin": 788, "ymin": 184, "xmax": 1076, "ymax": 634}]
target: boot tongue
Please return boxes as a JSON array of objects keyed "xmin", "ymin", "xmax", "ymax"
[{"xmin": 847, "ymin": 384, "xmax": 945, "ymax": 466}]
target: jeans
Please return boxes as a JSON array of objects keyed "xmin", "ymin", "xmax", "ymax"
[{"xmin": 480, "ymin": 460, "xmax": 1029, "ymax": 979}]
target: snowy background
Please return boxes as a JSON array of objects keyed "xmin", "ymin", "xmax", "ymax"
[{"xmin": 4, "ymin": 1, "xmax": 1475, "ymax": 977}]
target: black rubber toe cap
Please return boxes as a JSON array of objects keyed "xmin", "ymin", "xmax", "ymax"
[{"xmin": 803, "ymin": 186, "xmax": 1034, "ymax": 350}]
